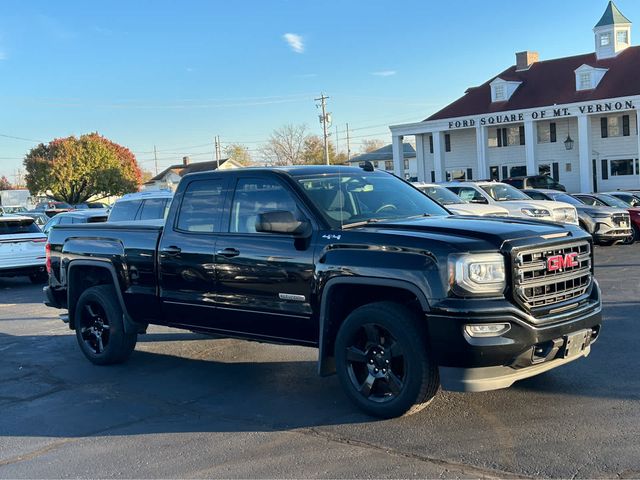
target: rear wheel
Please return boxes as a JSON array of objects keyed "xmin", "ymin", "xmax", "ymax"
[
  {"xmin": 335, "ymin": 301, "xmax": 439, "ymax": 418},
  {"xmin": 75, "ymin": 285, "xmax": 137, "ymax": 365}
]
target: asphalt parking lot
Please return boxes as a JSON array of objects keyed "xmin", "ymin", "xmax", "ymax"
[{"xmin": 0, "ymin": 244, "xmax": 639, "ymax": 479}]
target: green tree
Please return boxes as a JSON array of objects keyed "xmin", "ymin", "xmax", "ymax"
[
  {"xmin": 301, "ymin": 135, "xmax": 346, "ymax": 165},
  {"xmin": 224, "ymin": 143, "xmax": 252, "ymax": 166},
  {"xmin": 0, "ymin": 175, "xmax": 12, "ymax": 190},
  {"xmin": 24, "ymin": 133, "xmax": 142, "ymax": 204}
]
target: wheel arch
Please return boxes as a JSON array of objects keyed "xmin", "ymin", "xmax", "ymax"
[
  {"xmin": 317, "ymin": 277, "xmax": 430, "ymax": 376},
  {"xmin": 67, "ymin": 260, "xmax": 136, "ymax": 333}
]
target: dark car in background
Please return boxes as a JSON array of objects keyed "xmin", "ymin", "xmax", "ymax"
[
  {"xmin": 42, "ymin": 209, "xmax": 109, "ymax": 235},
  {"xmin": 73, "ymin": 202, "xmax": 110, "ymax": 210},
  {"xmin": 33, "ymin": 201, "xmax": 74, "ymax": 218},
  {"xmin": 524, "ymin": 189, "xmax": 632, "ymax": 245},
  {"xmin": 504, "ymin": 175, "xmax": 566, "ymax": 192},
  {"xmin": 107, "ymin": 190, "xmax": 173, "ymax": 222},
  {"xmin": 575, "ymin": 193, "xmax": 640, "ymax": 242},
  {"xmin": 605, "ymin": 191, "xmax": 640, "ymax": 208}
]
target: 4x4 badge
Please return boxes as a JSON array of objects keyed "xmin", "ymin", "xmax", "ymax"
[{"xmin": 322, "ymin": 234, "xmax": 341, "ymax": 240}]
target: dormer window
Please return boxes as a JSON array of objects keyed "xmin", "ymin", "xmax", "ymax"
[
  {"xmin": 600, "ymin": 33, "xmax": 611, "ymax": 46},
  {"xmin": 490, "ymin": 78, "xmax": 521, "ymax": 103},
  {"xmin": 579, "ymin": 72, "xmax": 592, "ymax": 90},
  {"xmin": 575, "ymin": 64, "xmax": 608, "ymax": 91}
]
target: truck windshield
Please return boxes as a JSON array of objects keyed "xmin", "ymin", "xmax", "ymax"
[
  {"xmin": 417, "ymin": 185, "xmax": 466, "ymax": 205},
  {"xmin": 481, "ymin": 184, "xmax": 531, "ymax": 201},
  {"xmin": 296, "ymin": 172, "xmax": 449, "ymax": 229},
  {"xmin": 551, "ymin": 193, "xmax": 584, "ymax": 206}
]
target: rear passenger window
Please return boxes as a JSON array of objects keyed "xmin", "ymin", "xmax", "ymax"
[
  {"xmin": 109, "ymin": 200, "xmax": 141, "ymax": 222},
  {"xmin": 177, "ymin": 180, "xmax": 226, "ymax": 233},
  {"xmin": 139, "ymin": 198, "xmax": 168, "ymax": 220}
]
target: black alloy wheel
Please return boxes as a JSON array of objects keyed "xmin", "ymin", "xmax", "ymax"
[
  {"xmin": 335, "ymin": 301, "xmax": 439, "ymax": 418},
  {"xmin": 344, "ymin": 323, "xmax": 407, "ymax": 403},
  {"xmin": 78, "ymin": 302, "xmax": 111, "ymax": 355}
]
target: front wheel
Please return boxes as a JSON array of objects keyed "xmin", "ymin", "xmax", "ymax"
[
  {"xmin": 335, "ymin": 301, "xmax": 439, "ymax": 418},
  {"xmin": 75, "ymin": 285, "xmax": 137, "ymax": 365}
]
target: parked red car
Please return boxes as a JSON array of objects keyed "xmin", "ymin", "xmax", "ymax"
[{"xmin": 575, "ymin": 193, "xmax": 640, "ymax": 242}]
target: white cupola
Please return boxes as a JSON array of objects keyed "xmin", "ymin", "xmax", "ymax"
[{"xmin": 594, "ymin": 1, "xmax": 632, "ymax": 60}]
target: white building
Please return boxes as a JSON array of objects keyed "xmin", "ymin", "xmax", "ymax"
[
  {"xmin": 390, "ymin": 1, "xmax": 640, "ymax": 193},
  {"xmin": 348, "ymin": 143, "xmax": 417, "ymax": 180}
]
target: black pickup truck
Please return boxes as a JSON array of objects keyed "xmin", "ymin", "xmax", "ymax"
[{"xmin": 44, "ymin": 165, "xmax": 602, "ymax": 418}]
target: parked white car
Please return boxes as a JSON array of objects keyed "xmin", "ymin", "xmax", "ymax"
[
  {"xmin": 413, "ymin": 182, "xmax": 509, "ymax": 217},
  {"xmin": 0, "ymin": 215, "xmax": 48, "ymax": 283},
  {"xmin": 442, "ymin": 181, "xmax": 579, "ymax": 225}
]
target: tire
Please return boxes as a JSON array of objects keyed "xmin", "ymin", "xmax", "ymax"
[
  {"xmin": 74, "ymin": 285, "xmax": 137, "ymax": 365},
  {"xmin": 29, "ymin": 271, "xmax": 48, "ymax": 284},
  {"xmin": 334, "ymin": 301, "xmax": 439, "ymax": 418}
]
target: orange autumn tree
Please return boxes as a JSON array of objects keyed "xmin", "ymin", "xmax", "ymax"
[{"xmin": 24, "ymin": 133, "xmax": 142, "ymax": 204}]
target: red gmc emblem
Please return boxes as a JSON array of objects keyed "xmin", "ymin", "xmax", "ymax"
[{"xmin": 547, "ymin": 252, "xmax": 579, "ymax": 272}]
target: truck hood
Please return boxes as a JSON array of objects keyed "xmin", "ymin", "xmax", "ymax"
[
  {"xmin": 499, "ymin": 199, "xmax": 571, "ymax": 211},
  {"xmin": 355, "ymin": 215, "xmax": 578, "ymax": 246}
]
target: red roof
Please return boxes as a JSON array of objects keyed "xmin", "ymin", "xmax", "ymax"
[{"xmin": 427, "ymin": 46, "xmax": 640, "ymax": 121}]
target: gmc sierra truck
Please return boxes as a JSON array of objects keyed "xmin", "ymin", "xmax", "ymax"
[{"xmin": 44, "ymin": 165, "xmax": 602, "ymax": 418}]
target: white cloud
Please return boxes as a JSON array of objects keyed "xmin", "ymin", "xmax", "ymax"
[
  {"xmin": 371, "ymin": 70, "xmax": 397, "ymax": 77},
  {"xmin": 283, "ymin": 33, "xmax": 304, "ymax": 53}
]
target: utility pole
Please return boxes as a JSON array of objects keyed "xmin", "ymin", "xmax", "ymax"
[
  {"xmin": 335, "ymin": 125, "xmax": 339, "ymax": 158},
  {"xmin": 214, "ymin": 136, "xmax": 221, "ymax": 169},
  {"xmin": 346, "ymin": 123, "xmax": 351, "ymax": 161},
  {"xmin": 315, "ymin": 93, "xmax": 331, "ymax": 165},
  {"xmin": 153, "ymin": 145, "xmax": 158, "ymax": 176}
]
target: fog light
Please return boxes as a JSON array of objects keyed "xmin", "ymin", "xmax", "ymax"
[{"xmin": 464, "ymin": 323, "xmax": 511, "ymax": 338}]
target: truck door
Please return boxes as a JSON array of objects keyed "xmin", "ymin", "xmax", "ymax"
[
  {"xmin": 212, "ymin": 174, "xmax": 316, "ymax": 344},
  {"xmin": 158, "ymin": 176, "xmax": 230, "ymax": 329}
]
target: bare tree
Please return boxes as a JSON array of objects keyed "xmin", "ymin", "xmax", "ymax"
[
  {"xmin": 361, "ymin": 138, "xmax": 385, "ymax": 153},
  {"xmin": 260, "ymin": 124, "xmax": 308, "ymax": 166}
]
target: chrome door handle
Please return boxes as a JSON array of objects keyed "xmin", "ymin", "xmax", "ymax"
[
  {"xmin": 161, "ymin": 246, "xmax": 182, "ymax": 256},
  {"xmin": 216, "ymin": 248, "xmax": 240, "ymax": 258}
]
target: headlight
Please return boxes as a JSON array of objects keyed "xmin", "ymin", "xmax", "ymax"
[
  {"xmin": 521, "ymin": 208, "xmax": 551, "ymax": 218},
  {"xmin": 448, "ymin": 253, "xmax": 506, "ymax": 296}
]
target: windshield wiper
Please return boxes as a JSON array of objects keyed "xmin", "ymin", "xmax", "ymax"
[{"xmin": 342, "ymin": 214, "xmax": 431, "ymax": 229}]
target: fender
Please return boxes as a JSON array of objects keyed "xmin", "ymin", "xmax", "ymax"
[
  {"xmin": 66, "ymin": 259, "xmax": 139, "ymax": 333},
  {"xmin": 317, "ymin": 276, "xmax": 431, "ymax": 376}
]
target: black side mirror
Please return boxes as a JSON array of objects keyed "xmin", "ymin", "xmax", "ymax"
[{"xmin": 256, "ymin": 210, "xmax": 311, "ymax": 236}]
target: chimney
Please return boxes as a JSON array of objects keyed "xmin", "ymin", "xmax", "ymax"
[
  {"xmin": 182, "ymin": 156, "xmax": 190, "ymax": 166},
  {"xmin": 516, "ymin": 51, "xmax": 539, "ymax": 71}
]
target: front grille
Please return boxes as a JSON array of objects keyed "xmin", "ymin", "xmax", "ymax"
[
  {"xmin": 513, "ymin": 241, "xmax": 592, "ymax": 311},
  {"xmin": 612, "ymin": 213, "xmax": 630, "ymax": 227}
]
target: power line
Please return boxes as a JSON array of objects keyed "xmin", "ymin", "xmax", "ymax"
[{"xmin": 315, "ymin": 93, "xmax": 331, "ymax": 165}]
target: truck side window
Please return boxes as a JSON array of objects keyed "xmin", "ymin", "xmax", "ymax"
[
  {"xmin": 176, "ymin": 180, "xmax": 225, "ymax": 233},
  {"xmin": 139, "ymin": 198, "xmax": 168, "ymax": 220},
  {"xmin": 230, "ymin": 178, "xmax": 298, "ymax": 234},
  {"xmin": 109, "ymin": 200, "xmax": 141, "ymax": 222}
]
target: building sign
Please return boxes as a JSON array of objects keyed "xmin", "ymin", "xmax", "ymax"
[{"xmin": 447, "ymin": 100, "xmax": 635, "ymax": 129}]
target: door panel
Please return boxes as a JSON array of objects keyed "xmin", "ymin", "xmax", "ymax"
[{"xmin": 158, "ymin": 178, "xmax": 228, "ymax": 329}]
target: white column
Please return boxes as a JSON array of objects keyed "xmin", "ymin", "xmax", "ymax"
[
  {"xmin": 577, "ymin": 115, "xmax": 592, "ymax": 193},
  {"xmin": 636, "ymin": 110, "xmax": 640, "ymax": 188},
  {"xmin": 432, "ymin": 131, "xmax": 444, "ymax": 182},
  {"xmin": 415, "ymin": 134, "xmax": 426, "ymax": 182},
  {"xmin": 524, "ymin": 119, "xmax": 536, "ymax": 176},
  {"xmin": 475, "ymin": 125, "xmax": 488, "ymax": 180},
  {"xmin": 392, "ymin": 134, "xmax": 404, "ymax": 178}
]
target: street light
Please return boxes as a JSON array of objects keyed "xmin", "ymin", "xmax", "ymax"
[{"xmin": 564, "ymin": 134, "xmax": 574, "ymax": 150}]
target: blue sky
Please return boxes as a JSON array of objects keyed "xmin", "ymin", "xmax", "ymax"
[{"xmin": 1, "ymin": 0, "xmax": 639, "ymax": 180}]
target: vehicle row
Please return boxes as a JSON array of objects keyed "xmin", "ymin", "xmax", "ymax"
[{"xmin": 413, "ymin": 179, "xmax": 640, "ymax": 245}]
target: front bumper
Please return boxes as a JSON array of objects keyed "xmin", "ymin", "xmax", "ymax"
[{"xmin": 427, "ymin": 284, "xmax": 602, "ymax": 392}]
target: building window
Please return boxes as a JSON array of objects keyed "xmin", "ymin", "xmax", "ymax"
[
  {"xmin": 446, "ymin": 169, "xmax": 467, "ymax": 181},
  {"xmin": 403, "ymin": 159, "xmax": 409, "ymax": 170},
  {"xmin": 600, "ymin": 33, "xmax": 610, "ymax": 46},
  {"xmin": 489, "ymin": 166, "xmax": 499, "ymax": 181},
  {"xmin": 490, "ymin": 126, "xmax": 523, "ymax": 147},
  {"xmin": 510, "ymin": 165, "xmax": 527, "ymax": 177},
  {"xmin": 601, "ymin": 115, "xmax": 630, "ymax": 138},
  {"xmin": 610, "ymin": 159, "xmax": 635, "ymax": 176},
  {"xmin": 384, "ymin": 160, "xmax": 393, "ymax": 170},
  {"xmin": 617, "ymin": 30, "xmax": 629, "ymax": 45},
  {"xmin": 579, "ymin": 72, "xmax": 592, "ymax": 90},
  {"xmin": 494, "ymin": 84, "xmax": 505, "ymax": 101},
  {"xmin": 429, "ymin": 135, "xmax": 434, "ymax": 154},
  {"xmin": 445, "ymin": 134, "xmax": 451, "ymax": 152},
  {"xmin": 537, "ymin": 122, "xmax": 557, "ymax": 143}
]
